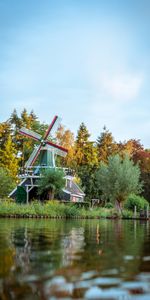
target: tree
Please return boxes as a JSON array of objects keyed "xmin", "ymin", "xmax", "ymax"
[
  {"xmin": 74, "ymin": 122, "xmax": 98, "ymax": 169},
  {"xmin": 132, "ymin": 149, "xmax": 150, "ymax": 202},
  {"xmin": 96, "ymin": 154, "xmax": 142, "ymax": 214},
  {"xmin": 118, "ymin": 139, "xmax": 143, "ymax": 158},
  {"xmin": 37, "ymin": 169, "xmax": 65, "ymax": 200},
  {"xmin": 0, "ymin": 167, "xmax": 16, "ymax": 199},
  {"xmin": 97, "ymin": 126, "xmax": 118, "ymax": 163},
  {"xmin": 0, "ymin": 121, "xmax": 12, "ymax": 150},
  {"xmin": 0, "ymin": 135, "xmax": 19, "ymax": 179},
  {"xmin": 77, "ymin": 165, "xmax": 101, "ymax": 201},
  {"xmin": 55, "ymin": 125, "xmax": 75, "ymax": 168},
  {"xmin": 73, "ymin": 123, "xmax": 98, "ymax": 199}
]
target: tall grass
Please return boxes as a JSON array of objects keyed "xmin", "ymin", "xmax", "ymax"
[{"xmin": 0, "ymin": 199, "xmax": 137, "ymax": 219}]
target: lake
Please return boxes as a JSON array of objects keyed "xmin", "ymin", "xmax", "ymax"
[{"xmin": 0, "ymin": 218, "xmax": 150, "ymax": 299}]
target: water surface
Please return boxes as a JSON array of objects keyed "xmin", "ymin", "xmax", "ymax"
[{"xmin": 0, "ymin": 219, "xmax": 150, "ymax": 299}]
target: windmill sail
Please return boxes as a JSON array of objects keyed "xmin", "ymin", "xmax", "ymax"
[
  {"xmin": 48, "ymin": 116, "xmax": 61, "ymax": 137},
  {"xmin": 44, "ymin": 115, "xmax": 61, "ymax": 139},
  {"xmin": 19, "ymin": 127, "xmax": 42, "ymax": 141},
  {"xmin": 46, "ymin": 144, "xmax": 67, "ymax": 157},
  {"xmin": 25, "ymin": 145, "xmax": 42, "ymax": 167},
  {"xmin": 46, "ymin": 140, "xmax": 68, "ymax": 155},
  {"xmin": 19, "ymin": 115, "xmax": 68, "ymax": 168}
]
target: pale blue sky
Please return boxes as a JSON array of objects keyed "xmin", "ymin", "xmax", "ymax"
[{"xmin": 0, "ymin": 0, "xmax": 150, "ymax": 147}]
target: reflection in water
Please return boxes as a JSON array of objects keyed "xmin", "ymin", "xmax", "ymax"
[
  {"xmin": 0, "ymin": 219, "xmax": 149, "ymax": 299},
  {"xmin": 61, "ymin": 227, "xmax": 85, "ymax": 266}
]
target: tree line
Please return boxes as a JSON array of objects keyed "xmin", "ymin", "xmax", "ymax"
[{"xmin": 0, "ymin": 108, "xmax": 150, "ymax": 203}]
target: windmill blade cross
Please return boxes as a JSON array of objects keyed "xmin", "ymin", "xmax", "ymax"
[{"xmin": 19, "ymin": 127, "xmax": 42, "ymax": 141}]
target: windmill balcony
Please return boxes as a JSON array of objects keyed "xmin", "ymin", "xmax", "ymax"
[{"xmin": 19, "ymin": 166, "xmax": 75, "ymax": 178}]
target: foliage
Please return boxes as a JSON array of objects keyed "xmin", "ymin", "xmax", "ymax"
[
  {"xmin": 0, "ymin": 200, "xmax": 120, "ymax": 219},
  {"xmin": 96, "ymin": 126, "xmax": 118, "ymax": 163},
  {"xmin": 55, "ymin": 124, "xmax": 75, "ymax": 167},
  {"xmin": 0, "ymin": 121, "xmax": 12, "ymax": 149},
  {"xmin": 121, "ymin": 209, "xmax": 134, "ymax": 218},
  {"xmin": 0, "ymin": 167, "xmax": 16, "ymax": 198},
  {"xmin": 77, "ymin": 165, "xmax": 101, "ymax": 201},
  {"xmin": 96, "ymin": 154, "xmax": 143, "ymax": 213},
  {"xmin": 9, "ymin": 108, "xmax": 49, "ymax": 167},
  {"xmin": 124, "ymin": 194, "xmax": 149, "ymax": 212},
  {"xmin": 133, "ymin": 150, "xmax": 150, "ymax": 173},
  {"xmin": 119, "ymin": 139, "xmax": 143, "ymax": 159},
  {"xmin": 0, "ymin": 135, "xmax": 19, "ymax": 179},
  {"xmin": 73, "ymin": 123, "xmax": 99, "ymax": 199},
  {"xmin": 37, "ymin": 169, "xmax": 65, "ymax": 200},
  {"xmin": 1, "ymin": 108, "xmax": 150, "ymax": 203},
  {"xmin": 74, "ymin": 122, "xmax": 98, "ymax": 169},
  {"xmin": 104, "ymin": 202, "xmax": 114, "ymax": 209},
  {"xmin": 140, "ymin": 172, "xmax": 150, "ymax": 203}
]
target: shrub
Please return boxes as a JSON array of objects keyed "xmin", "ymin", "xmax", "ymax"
[
  {"xmin": 122, "ymin": 209, "xmax": 133, "ymax": 218},
  {"xmin": 104, "ymin": 202, "xmax": 114, "ymax": 209},
  {"xmin": 124, "ymin": 194, "xmax": 149, "ymax": 212}
]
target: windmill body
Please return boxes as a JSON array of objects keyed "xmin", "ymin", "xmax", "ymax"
[{"xmin": 9, "ymin": 116, "xmax": 85, "ymax": 203}]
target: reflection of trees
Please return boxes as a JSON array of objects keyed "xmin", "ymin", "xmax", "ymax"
[
  {"xmin": 69, "ymin": 220, "xmax": 147, "ymax": 279},
  {"xmin": 0, "ymin": 220, "xmax": 16, "ymax": 277},
  {"xmin": 139, "ymin": 221, "xmax": 150, "ymax": 273},
  {"xmin": 0, "ymin": 218, "xmax": 149, "ymax": 299}
]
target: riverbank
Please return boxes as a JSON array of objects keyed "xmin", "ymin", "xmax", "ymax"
[{"xmin": 0, "ymin": 200, "xmax": 148, "ymax": 219}]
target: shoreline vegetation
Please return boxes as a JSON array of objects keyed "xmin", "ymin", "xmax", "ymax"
[{"xmin": 0, "ymin": 200, "xmax": 149, "ymax": 220}]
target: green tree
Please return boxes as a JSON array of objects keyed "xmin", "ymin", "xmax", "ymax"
[
  {"xmin": 37, "ymin": 169, "xmax": 65, "ymax": 200},
  {"xmin": 77, "ymin": 165, "xmax": 101, "ymax": 201},
  {"xmin": 0, "ymin": 167, "xmax": 16, "ymax": 199},
  {"xmin": 74, "ymin": 122, "xmax": 98, "ymax": 169},
  {"xmin": 0, "ymin": 135, "xmax": 19, "ymax": 179},
  {"xmin": 96, "ymin": 154, "xmax": 142, "ymax": 214},
  {"xmin": 97, "ymin": 126, "xmax": 118, "ymax": 163},
  {"xmin": 73, "ymin": 123, "xmax": 98, "ymax": 200}
]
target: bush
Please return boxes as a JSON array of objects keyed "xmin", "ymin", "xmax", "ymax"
[
  {"xmin": 104, "ymin": 202, "xmax": 114, "ymax": 209},
  {"xmin": 122, "ymin": 209, "xmax": 133, "ymax": 218},
  {"xmin": 124, "ymin": 194, "xmax": 149, "ymax": 212}
]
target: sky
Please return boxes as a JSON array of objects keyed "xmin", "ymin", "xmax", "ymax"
[{"xmin": 0, "ymin": 0, "xmax": 150, "ymax": 147}]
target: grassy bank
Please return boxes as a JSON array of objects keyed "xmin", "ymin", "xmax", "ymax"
[{"xmin": 0, "ymin": 200, "xmax": 136, "ymax": 219}]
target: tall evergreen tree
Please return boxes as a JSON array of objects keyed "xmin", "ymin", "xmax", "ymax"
[
  {"xmin": 74, "ymin": 122, "xmax": 98, "ymax": 168},
  {"xmin": 9, "ymin": 109, "xmax": 22, "ymax": 153},
  {"xmin": 73, "ymin": 123, "xmax": 98, "ymax": 199},
  {"xmin": 97, "ymin": 126, "xmax": 118, "ymax": 163}
]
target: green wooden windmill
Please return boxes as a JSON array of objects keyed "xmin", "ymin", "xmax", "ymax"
[{"xmin": 19, "ymin": 115, "xmax": 68, "ymax": 172}]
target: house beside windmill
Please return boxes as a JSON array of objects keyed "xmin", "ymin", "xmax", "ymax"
[{"xmin": 9, "ymin": 116, "xmax": 85, "ymax": 203}]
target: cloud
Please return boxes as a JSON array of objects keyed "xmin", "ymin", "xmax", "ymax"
[{"xmin": 100, "ymin": 72, "xmax": 144, "ymax": 101}]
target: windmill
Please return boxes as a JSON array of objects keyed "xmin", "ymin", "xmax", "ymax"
[
  {"xmin": 9, "ymin": 115, "xmax": 85, "ymax": 203},
  {"xmin": 19, "ymin": 115, "xmax": 68, "ymax": 172}
]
